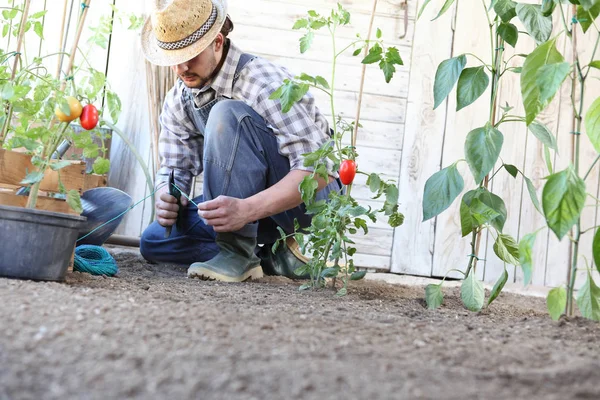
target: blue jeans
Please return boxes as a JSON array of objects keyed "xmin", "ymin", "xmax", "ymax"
[{"xmin": 140, "ymin": 100, "xmax": 340, "ymax": 265}]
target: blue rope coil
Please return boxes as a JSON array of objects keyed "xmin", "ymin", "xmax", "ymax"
[{"xmin": 74, "ymin": 245, "xmax": 118, "ymax": 276}]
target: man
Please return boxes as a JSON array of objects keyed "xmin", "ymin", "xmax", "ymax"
[{"xmin": 139, "ymin": 0, "xmax": 340, "ymax": 282}]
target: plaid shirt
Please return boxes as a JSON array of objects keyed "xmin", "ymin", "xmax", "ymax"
[{"xmin": 157, "ymin": 41, "xmax": 332, "ymax": 195}]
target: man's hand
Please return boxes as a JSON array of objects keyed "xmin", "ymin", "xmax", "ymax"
[
  {"xmin": 198, "ymin": 196, "xmax": 250, "ymax": 232},
  {"xmin": 155, "ymin": 184, "xmax": 188, "ymax": 227}
]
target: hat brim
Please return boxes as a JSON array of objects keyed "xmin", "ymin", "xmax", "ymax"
[{"xmin": 141, "ymin": 1, "xmax": 227, "ymax": 67}]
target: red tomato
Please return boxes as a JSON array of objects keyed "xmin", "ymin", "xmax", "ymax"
[
  {"xmin": 80, "ymin": 104, "xmax": 99, "ymax": 130},
  {"xmin": 339, "ymin": 159, "xmax": 357, "ymax": 185}
]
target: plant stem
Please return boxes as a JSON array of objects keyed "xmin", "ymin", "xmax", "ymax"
[
  {"xmin": 566, "ymin": 8, "xmax": 584, "ymax": 316},
  {"xmin": 584, "ymin": 154, "xmax": 600, "ymax": 181}
]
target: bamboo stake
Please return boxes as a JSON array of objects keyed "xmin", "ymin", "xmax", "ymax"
[
  {"xmin": 60, "ymin": 0, "xmax": 92, "ymax": 90},
  {"xmin": 55, "ymin": 0, "xmax": 69, "ymax": 79},
  {"xmin": 351, "ymin": 0, "xmax": 378, "ymax": 148},
  {"xmin": 9, "ymin": 0, "xmax": 31, "ymax": 81}
]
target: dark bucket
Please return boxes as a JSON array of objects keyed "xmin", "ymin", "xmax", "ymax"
[{"xmin": 0, "ymin": 205, "xmax": 86, "ymax": 281}]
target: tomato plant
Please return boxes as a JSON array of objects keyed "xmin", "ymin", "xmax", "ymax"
[
  {"xmin": 339, "ymin": 160, "xmax": 356, "ymax": 185},
  {"xmin": 80, "ymin": 104, "xmax": 99, "ymax": 130},
  {"xmin": 270, "ymin": 5, "xmax": 404, "ymax": 295},
  {"xmin": 0, "ymin": 1, "xmax": 140, "ymax": 211}
]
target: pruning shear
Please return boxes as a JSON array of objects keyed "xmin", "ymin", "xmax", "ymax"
[{"xmin": 164, "ymin": 169, "xmax": 182, "ymax": 238}]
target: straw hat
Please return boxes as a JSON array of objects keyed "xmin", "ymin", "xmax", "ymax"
[{"xmin": 141, "ymin": 0, "xmax": 228, "ymax": 66}]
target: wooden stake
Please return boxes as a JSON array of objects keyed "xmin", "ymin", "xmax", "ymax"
[
  {"xmin": 55, "ymin": 0, "xmax": 69, "ymax": 79},
  {"xmin": 352, "ymin": 0, "xmax": 378, "ymax": 148},
  {"xmin": 9, "ymin": 0, "xmax": 31, "ymax": 81},
  {"xmin": 60, "ymin": 0, "xmax": 92, "ymax": 90}
]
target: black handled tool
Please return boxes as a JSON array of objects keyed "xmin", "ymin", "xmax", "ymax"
[{"xmin": 164, "ymin": 170, "xmax": 182, "ymax": 238}]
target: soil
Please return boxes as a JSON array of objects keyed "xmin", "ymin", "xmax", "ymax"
[{"xmin": 1, "ymin": 249, "xmax": 599, "ymax": 400}]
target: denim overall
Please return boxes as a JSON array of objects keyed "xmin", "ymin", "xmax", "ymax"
[{"xmin": 140, "ymin": 53, "xmax": 341, "ymax": 265}]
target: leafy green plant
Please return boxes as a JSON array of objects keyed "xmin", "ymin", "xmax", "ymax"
[
  {"xmin": 0, "ymin": 1, "xmax": 135, "ymax": 212},
  {"xmin": 420, "ymin": 0, "xmax": 600, "ymax": 321},
  {"xmin": 270, "ymin": 4, "xmax": 404, "ymax": 295}
]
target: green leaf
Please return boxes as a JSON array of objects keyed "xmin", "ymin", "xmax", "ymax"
[
  {"xmin": 336, "ymin": 287, "xmax": 348, "ymax": 297},
  {"xmin": 498, "ymin": 22, "xmax": 518, "ymax": 47},
  {"xmin": 352, "ymin": 48, "xmax": 363, "ymax": 56},
  {"xmin": 389, "ymin": 212, "xmax": 405, "ymax": 227},
  {"xmin": 516, "ymin": 4, "xmax": 553, "ymax": 45},
  {"xmin": 487, "ymin": 268, "xmax": 509, "ymax": 306},
  {"xmin": 33, "ymin": 21, "xmax": 43, "ymax": 39},
  {"xmin": 521, "ymin": 37, "xmax": 565, "ymax": 125},
  {"xmin": 465, "ymin": 124, "xmax": 504, "ymax": 184},
  {"xmin": 460, "ymin": 195, "xmax": 501, "ymax": 237},
  {"xmin": 309, "ymin": 19, "xmax": 327, "ymax": 30},
  {"xmin": 315, "ymin": 75, "xmax": 330, "ymax": 90},
  {"xmin": 31, "ymin": 10, "xmax": 48, "ymax": 19},
  {"xmin": 432, "ymin": 0, "xmax": 457, "ymax": 21},
  {"xmin": 2, "ymin": 24, "xmax": 9, "ymax": 38},
  {"xmin": 541, "ymin": 0, "xmax": 557, "ymax": 17},
  {"xmin": 580, "ymin": 0, "xmax": 597, "ymax": 11},
  {"xmin": 425, "ymin": 284, "xmax": 444, "ymax": 309},
  {"xmin": 504, "ymin": 164, "xmax": 519, "ymax": 178},
  {"xmin": 299, "ymin": 32, "xmax": 314, "ymax": 54},
  {"xmin": 494, "ymin": 234, "xmax": 520, "ymax": 266},
  {"xmin": 460, "ymin": 199, "xmax": 475, "ymax": 236},
  {"xmin": 528, "ymin": 121, "xmax": 558, "ymax": 150},
  {"xmin": 292, "ymin": 18, "xmax": 308, "ymax": 29},
  {"xmin": 456, "ymin": 66, "xmax": 490, "ymax": 111},
  {"xmin": 577, "ymin": 3, "xmax": 600, "ymax": 33},
  {"xmin": 544, "ymin": 145, "xmax": 553, "ymax": 174},
  {"xmin": 542, "ymin": 166, "xmax": 586, "ymax": 240},
  {"xmin": 20, "ymin": 171, "xmax": 44, "ymax": 185},
  {"xmin": 547, "ymin": 287, "xmax": 566, "ymax": 321},
  {"xmin": 593, "ymin": 228, "xmax": 600, "ymax": 274},
  {"xmin": 519, "ymin": 232, "xmax": 537, "ymax": 285},
  {"xmin": 576, "ymin": 272, "xmax": 600, "ymax": 321},
  {"xmin": 494, "ymin": 0, "xmax": 518, "ymax": 22},
  {"xmin": 585, "ymin": 96, "xmax": 600, "ymax": 153},
  {"xmin": 434, "ymin": 55, "xmax": 467, "ymax": 109},
  {"xmin": 0, "ymin": 83, "xmax": 14, "ymax": 101},
  {"xmin": 271, "ymin": 241, "xmax": 279, "ymax": 254},
  {"xmin": 270, "ymin": 80, "xmax": 309, "ymax": 114},
  {"xmin": 385, "ymin": 184, "xmax": 399, "ymax": 205},
  {"xmin": 106, "ymin": 91, "xmax": 121, "ymax": 123},
  {"xmin": 362, "ymin": 43, "xmax": 383, "ymax": 64},
  {"xmin": 33, "ymin": 84, "xmax": 51, "ymax": 102},
  {"xmin": 367, "ymin": 173, "xmax": 381, "ymax": 193},
  {"xmin": 461, "ymin": 270, "xmax": 485, "ymax": 312},
  {"xmin": 590, "ymin": 60, "xmax": 600, "ymax": 70},
  {"xmin": 376, "ymin": 28, "xmax": 382, "ymax": 39},
  {"xmin": 321, "ymin": 267, "xmax": 340, "ymax": 278},
  {"xmin": 351, "ymin": 270, "xmax": 367, "ymax": 280},
  {"xmin": 67, "ymin": 189, "xmax": 83, "ymax": 214},
  {"xmin": 300, "ymin": 175, "xmax": 319, "ymax": 204},
  {"xmin": 422, "ymin": 163, "xmax": 465, "ymax": 221},
  {"xmin": 379, "ymin": 47, "xmax": 403, "ymax": 83},
  {"xmin": 418, "ymin": 0, "xmax": 432, "ymax": 19},
  {"xmin": 49, "ymin": 160, "xmax": 72, "ymax": 171},
  {"xmin": 536, "ymin": 62, "xmax": 571, "ymax": 105},
  {"xmin": 93, "ymin": 157, "xmax": 110, "ymax": 175}
]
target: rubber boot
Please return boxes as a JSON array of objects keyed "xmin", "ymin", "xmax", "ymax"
[
  {"xmin": 258, "ymin": 237, "xmax": 311, "ymax": 280},
  {"xmin": 188, "ymin": 232, "xmax": 263, "ymax": 282}
]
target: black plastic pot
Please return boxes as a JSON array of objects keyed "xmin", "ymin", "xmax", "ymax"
[{"xmin": 0, "ymin": 205, "xmax": 86, "ymax": 281}]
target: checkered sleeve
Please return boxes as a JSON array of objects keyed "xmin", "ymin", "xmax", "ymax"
[
  {"xmin": 156, "ymin": 83, "xmax": 204, "ymax": 195},
  {"xmin": 241, "ymin": 60, "xmax": 335, "ymax": 177}
]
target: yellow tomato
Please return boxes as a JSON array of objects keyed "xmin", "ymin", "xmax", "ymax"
[{"xmin": 54, "ymin": 96, "xmax": 83, "ymax": 122}]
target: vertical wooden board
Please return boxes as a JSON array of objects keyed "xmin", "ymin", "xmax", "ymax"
[
  {"xmin": 482, "ymin": 19, "xmax": 534, "ymax": 285},
  {"xmin": 390, "ymin": 2, "xmax": 454, "ymax": 276},
  {"xmin": 544, "ymin": 12, "xmax": 574, "ymax": 288},
  {"xmin": 106, "ymin": 0, "xmax": 153, "ymax": 237},
  {"xmin": 430, "ymin": 2, "xmax": 491, "ymax": 280}
]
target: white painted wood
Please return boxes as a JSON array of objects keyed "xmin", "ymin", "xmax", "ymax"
[
  {"xmin": 430, "ymin": 0, "xmax": 491, "ymax": 281},
  {"xmin": 391, "ymin": 0, "xmax": 454, "ymax": 276}
]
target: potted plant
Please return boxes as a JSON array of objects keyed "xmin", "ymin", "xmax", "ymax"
[{"xmin": 0, "ymin": 0, "xmax": 140, "ymax": 281}]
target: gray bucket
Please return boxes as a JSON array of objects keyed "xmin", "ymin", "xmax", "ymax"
[{"xmin": 0, "ymin": 205, "xmax": 86, "ymax": 281}]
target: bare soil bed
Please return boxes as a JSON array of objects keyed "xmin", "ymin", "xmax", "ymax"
[{"xmin": 1, "ymin": 249, "xmax": 599, "ymax": 400}]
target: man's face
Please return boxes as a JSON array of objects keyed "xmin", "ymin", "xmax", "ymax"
[{"xmin": 172, "ymin": 37, "xmax": 222, "ymax": 88}]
